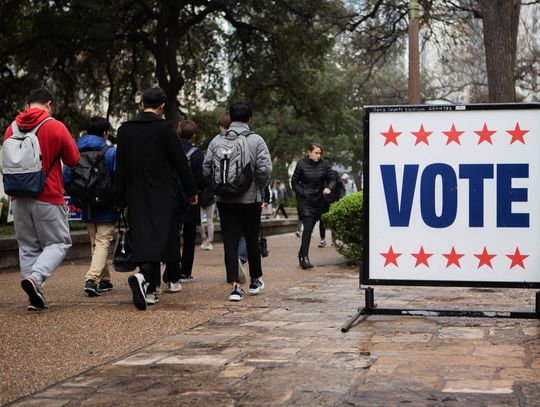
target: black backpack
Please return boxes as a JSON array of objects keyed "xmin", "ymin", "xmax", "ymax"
[{"xmin": 65, "ymin": 145, "xmax": 114, "ymax": 209}]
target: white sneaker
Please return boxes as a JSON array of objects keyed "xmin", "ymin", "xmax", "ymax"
[
  {"xmin": 238, "ymin": 259, "xmax": 247, "ymax": 285},
  {"xmin": 318, "ymin": 239, "xmax": 326, "ymax": 247},
  {"xmin": 248, "ymin": 277, "xmax": 265, "ymax": 295},
  {"xmin": 155, "ymin": 285, "xmax": 162, "ymax": 295},
  {"xmin": 165, "ymin": 281, "xmax": 182, "ymax": 293},
  {"xmin": 200, "ymin": 239, "xmax": 209, "ymax": 250},
  {"xmin": 146, "ymin": 292, "xmax": 159, "ymax": 305},
  {"xmin": 228, "ymin": 285, "xmax": 244, "ymax": 301},
  {"xmin": 206, "ymin": 242, "xmax": 213, "ymax": 250}
]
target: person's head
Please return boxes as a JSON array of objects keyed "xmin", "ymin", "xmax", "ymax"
[
  {"xmin": 86, "ymin": 116, "xmax": 110, "ymax": 138},
  {"xmin": 142, "ymin": 87, "xmax": 167, "ymax": 115},
  {"xmin": 307, "ymin": 143, "xmax": 323, "ymax": 162},
  {"xmin": 26, "ymin": 88, "xmax": 54, "ymax": 113},
  {"xmin": 341, "ymin": 173, "xmax": 350, "ymax": 184},
  {"xmin": 229, "ymin": 100, "xmax": 252, "ymax": 123},
  {"xmin": 178, "ymin": 120, "xmax": 198, "ymax": 141},
  {"xmin": 217, "ymin": 111, "xmax": 231, "ymax": 135}
]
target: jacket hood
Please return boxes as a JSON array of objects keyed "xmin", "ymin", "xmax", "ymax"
[
  {"xmin": 15, "ymin": 107, "xmax": 51, "ymax": 131},
  {"xmin": 77, "ymin": 134, "xmax": 108, "ymax": 152}
]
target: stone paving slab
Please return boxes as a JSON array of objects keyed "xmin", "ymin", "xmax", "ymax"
[{"xmin": 7, "ymin": 268, "xmax": 540, "ymax": 406}]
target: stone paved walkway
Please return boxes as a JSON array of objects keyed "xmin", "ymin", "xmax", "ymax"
[{"xmin": 8, "ymin": 264, "xmax": 540, "ymax": 406}]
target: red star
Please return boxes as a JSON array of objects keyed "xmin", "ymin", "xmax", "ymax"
[
  {"xmin": 474, "ymin": 246, "xmax": 496, "ymax": 269},
  {"xmin": 474, "ymin": 123, "xmax": 496, "ymax": 145},
  {"xmin": 411, "ymin": 246, "xmax": 433, "ymax": 267},
  {"xmin": 442, "ymin": 246, "xmax": 464, "ymax": 268},
  {"xmin": 380, "ymin": 125, "xmax": 402, "ymax": 146},
  {"xmin": 380, "ymin": 246, "xmax": 402, "ymax": 267},
  {"xmin": 411, "ymin": 124, "xmax": 433, "ymax": 146},
  {"xmin": 506, "ymin": 123, "xmax": 528, "ymax": 145},
  {"xmin": 506, "ymin": 247, "xmax": 528, "ymax": 269},
  {"xmin": 442, "ymin": 123, "xmax": 464, "ymax": 145}
]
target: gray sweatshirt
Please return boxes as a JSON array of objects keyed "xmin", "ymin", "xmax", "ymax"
[{"xmin": 203, "ymin": 121, "xmax": 272, "ymax": 203}]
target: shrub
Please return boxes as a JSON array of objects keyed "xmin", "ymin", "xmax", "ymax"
[{"xmin": 321, "ymin": 191, "xmax": 363, "ymax": 264}]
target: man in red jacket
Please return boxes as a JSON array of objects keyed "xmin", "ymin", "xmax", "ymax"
[{"xmin": 3, "ymin": 88, "xmax": 80, "ymax": 310}]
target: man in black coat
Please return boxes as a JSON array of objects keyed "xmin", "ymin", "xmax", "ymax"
[{"xmin": 116, "ymin": 88, "xmax": 197, "ymax": 310}]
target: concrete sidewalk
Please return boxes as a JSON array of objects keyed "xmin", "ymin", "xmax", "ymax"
[{"xmin": 3, "ymin": 233, "xmax": 540, "ymax": 406}]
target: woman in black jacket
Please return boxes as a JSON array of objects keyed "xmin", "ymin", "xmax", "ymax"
[{"xmin": 291, "ymin": 143, "xmax": 335, "ymax": 269}]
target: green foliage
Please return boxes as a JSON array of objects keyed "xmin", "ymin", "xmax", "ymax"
[{"xmin": 322, "ymin": 192, "xmax": 362, "ymax": 264}]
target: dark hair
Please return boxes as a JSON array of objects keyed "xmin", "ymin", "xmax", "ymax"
[
  {"xmin": 229, "ymin": 100, "xmax": 252, "ymax": 123},
  {"xmin": 308, "ymin": 143, "xmax": 323, "ymax": 154},
  {"xmin": 86, "ymin": 116, "xmax": 110, "ymax": 136},
  {"xmin": 178, "ymin": 120, "xmax": 198, "ymax": 140},
  {"xmin": 217, "ymin": 111, "xmax": 231, "ymax": 129},
  {"xmin": 142, "ymin": 87, "xmax": 167, "ymax": 109},
  {"xmin": 26, "ymin": 88, "xmax": 54, "ymax": 105}
]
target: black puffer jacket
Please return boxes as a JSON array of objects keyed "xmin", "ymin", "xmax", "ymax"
[{"xmin": 292, "ymin": 156, "xmax": 336, "ymax": 218}]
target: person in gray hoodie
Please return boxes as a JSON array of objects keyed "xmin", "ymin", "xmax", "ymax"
[{"xmin": 203, "ymin": 101, "xmax": 272, "ymax": 301}]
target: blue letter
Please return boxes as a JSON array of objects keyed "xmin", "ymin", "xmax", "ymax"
[
  {"xmin": 420, "ymin": 164, "xmax": 457, "ymax": 228},
  {"xmin": 459, "ymin": 164, "xmax": 494, "ymax": 227},
  {"xmin": 497, "ymin": 164, "xmax": 529, "ymax": 227},
  {"xmin": 380, "ymin": 165, "xmax": 418, "ymax": 226}
]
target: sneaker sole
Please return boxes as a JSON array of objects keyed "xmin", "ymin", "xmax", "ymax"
[
  {"xmin": 128, "ymin": 275, "xmax": 147, "ymax": 311},
  {"xmin": 228, "ymin": 295, "xmax": 243, "ymax": 301},
  {"xmin": 84, "ymin": 287, "xmax": 101, "ymax": 297},
  {"xmin": 21, "ymin": 279, "xmax": 46, "ymax": 309},
  {"xmin": 248, "ymin": 283, "xmax": 265, "ymax": 295}
]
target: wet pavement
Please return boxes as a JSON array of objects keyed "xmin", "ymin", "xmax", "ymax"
[{"xmin": 3, "ymin": 232, "xmax": 540, "ymax": 406}]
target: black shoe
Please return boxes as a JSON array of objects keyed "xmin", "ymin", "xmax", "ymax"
[
  {"xmin": 21, "ymin": 278, "xmax": 47, "ymax": 310},
  {"xmin": 298, "ymin": 255, "xmax": 314, "ymax": 269},
  {"xmin": 98, "ymin": 281, "xmax": 114, "ymax": 291},
  {"xmin": 179, "ymin": 274, "xmax": 195, "ymax": 283},
  {"xmin": 128, "ymin": 273, "xmax": 147, "ymax": 311},
  {"xmin": 84, "ymin": 280, "xmax": 101, "ymax": 297}
]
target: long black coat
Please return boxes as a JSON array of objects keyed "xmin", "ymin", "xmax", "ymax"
[
  {"xmin": 291, "ymin": 156, "xmax": 336, "ymax": 218},
  {"xmin": 116, "ymin": 112, "xmax": 196, "ymax": 262}
]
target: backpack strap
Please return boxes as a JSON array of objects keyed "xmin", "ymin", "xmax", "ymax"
[
  {"xmin": 186, "ymin": 146, "xmax": 197, "ymax": 159},
  {"xmin": 11, "ymin": 117, "xmax": 54, "ymax": 137}
]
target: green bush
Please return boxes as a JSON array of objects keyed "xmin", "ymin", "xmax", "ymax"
[{"xmin": 321, "ymin": 191, "xmax": 363, "ymax": 264}]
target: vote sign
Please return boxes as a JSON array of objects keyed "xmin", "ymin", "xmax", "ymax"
[{"xmin": 364, "ymin": 104, "xmax": 540, "ymax": 288}]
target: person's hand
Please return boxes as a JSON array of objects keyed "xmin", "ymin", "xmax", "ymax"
[
  {"xmin": 188, "ymin": 195, "xmax": 198, "ymax": 205},
  {"xmin": 261, "ymin": 202, "xmax": 268, "ymax": 209},
  {"xmin": 323, "ymin": 187, "xmax": 331, "ymax": 195}
]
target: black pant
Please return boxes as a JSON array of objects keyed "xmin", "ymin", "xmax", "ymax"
[
  {"xmin": 164, "ymin": 210, "xmax": 184, "ymax": 284},
  {"xmin": 180, "ymin": 223, "xmax": 196, "ymax": 277},
  {"xmin": 299, "ymin": 216, "xmax": 318, "ymax": 257},
  {"xmin": 217, "ymin": 202, "xmax": 262, "ymax": 283},
  {"xmin": 319, "ymin": 218, "xmax": 326, "ymax": 240},
  {"xmin": 273, "ymin": 204, "xmax": 288, "ymax": 218}
]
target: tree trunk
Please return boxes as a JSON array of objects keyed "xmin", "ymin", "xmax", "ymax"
[{"xmin": 478, "ymin": 0, "xmax": 520, "ymax": 103}]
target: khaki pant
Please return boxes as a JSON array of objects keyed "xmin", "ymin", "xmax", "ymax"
[{"xmin": 85, "ymin": 223, "xmax": 115, "ymax": 283}]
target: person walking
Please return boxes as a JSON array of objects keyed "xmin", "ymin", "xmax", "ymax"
[
  {"xmin": 341, "ymin": 173, "xmax": 357, "ymax": 195},
  {"xmin": 63, "ymin": 116, "xmax": 119, "ymax": 296},
  {"xmin": 177, "ymin": 120, "xmax": 206, "ymax": 282},
  {"xmin": 115, "ymin": 87, "xmax": 197, "ymax": 310},
  {"xmin": 272, "ymin": 180, "xmax": 288, "ymax": 219},
  {"xmin": 198, "ymin": 112, "xmax": 230, "ymax": 251},
  {"xmin": 2, "ymin": 88, "xmax": 80, "ymax": 310},
  {"xmin": 203, "ymin": 101, "xmax": 272, "ymax": 301},
  {"xmin": 318, "ymin": 169, "xmax": 344, "ymax": 247},
  {"xmin": 291, "ymin": 143, "xmax": 335, "ymax": 269}
]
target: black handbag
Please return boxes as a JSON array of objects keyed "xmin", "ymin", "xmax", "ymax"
[{"xmin": 113, "ymin": 213, "xmax": 136, "ymax": 272}]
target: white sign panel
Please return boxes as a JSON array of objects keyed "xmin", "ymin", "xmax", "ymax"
[{"xmin": 365, "ymin": 104, "xmax": 540, "ymax": 287}]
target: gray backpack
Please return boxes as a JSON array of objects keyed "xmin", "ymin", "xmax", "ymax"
[
  {"xmin": 209, "ymin": 129, "xmax": 253, "ymax": 197},
  {"xmin": 1, "ymin": 117, "xmax": 55, "ymax": 197}
]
